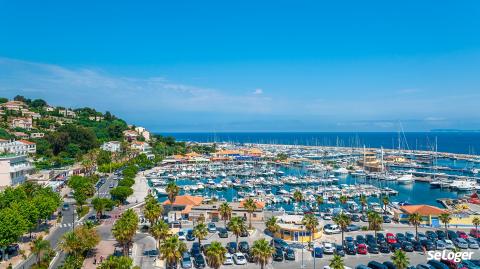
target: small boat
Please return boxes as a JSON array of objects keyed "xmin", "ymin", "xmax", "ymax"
[{"xmin": 397, "ymin": 174, "xmax": 414, "ymax": 184}]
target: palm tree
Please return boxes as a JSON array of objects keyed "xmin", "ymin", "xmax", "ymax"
[
  {"xmin": 382, "ymin": 196, "xmax": 390, "ymax": 215},
  {"xmin": 329, "ymin": 254, "xmax": 345, "ymax": 269},
  {"xmin": 91, "ymin": 197, "xmax": 110, "ymax": 220},
  {"xmin": 112, "ymin": 209, "xmax": 139, "ymax": 255},
  {"xmin": 205, "ymin": 241, "xmax": 227, "ymax": 269},
  {"xmin": 293, "ymin": 190, "xmax": 303, "ymax": 203},
  {"xmin": 408, "ymin": 213, "xmax": 422, "ymax": 241},
  {"xmin": 315, "ymin": 195, "xmax": 324, "ymax": 215},
  {"xmin": 143, "ymin": 194, "xmax": 163, "ymax": 226},
  {"xmin": 368, "ymin": 211, "xmax": 383, "ymax": 240},
  {"xmin": 251, "ymin": 239, "xmax": 275, "ymax": 269},
  {"xmin": 333, "ymin": 213, "xmax": 351, "ymax": 247},
  {"xmin": 439, "ymin": 213, "xmax": 452, "ymax": 239},
  {"xmin": 339, "ymin": 195, "xmax": 347, "ymax": 206},
  {"xmin": 159, "ymin": 235, "xmax": 187, "ymax": 269},
  {"xmin": 392, "ymin": 250, "xmax": 410, "ymax": 269},
  {"xmin": 228, "ymin": 216, "xmax": 246, "ymax": 251},
  {"xmin": 302, "ymin": 214, "xmax": 319, "ymax": 244},
  {"xmin": 219, "ymin": 202, "xmax": 232, "ymax": 226},
  {"xmin": 265, "ymin": 216, "xmax": 280, "ymax": 236},
  {"xmin": 193, "ymin": 222, "xmax": 209, "ymax": 246},
  {"xmin": 166, "ymin": 182, "xmax": 180, "ymax": 205},
  {"xmin": 243, "ymin": 198, "xmax": 257, "ymax": 229},
  {"xmin": 31, "ymin": 236, "xmax": 51, "ymax": 265},
  {"xmin": 359, "ymin": 194, "xmax": 367, "ymax": 213},
  {"xmin": 473, "ymin": 217, "xmax": 480, "ymax": 232},
  {"xmin": 150, "ymin": 220, "xmax": 170, "ymax": 253}
]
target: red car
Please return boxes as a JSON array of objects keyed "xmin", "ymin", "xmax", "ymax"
[
  {"xmin": 386, "ymin": 233, "xmax": 397, "ymax": 244},
  {"xmin": 470, "ymin": 229, "xmax": 480, "ymax": 239},
  {"xmin": 456, "ymin": 231, "xmax": 468, "ymax": 239},
  {"xmin": 357, "ymin": 244, "xmax": 368, "ymax": 255}
]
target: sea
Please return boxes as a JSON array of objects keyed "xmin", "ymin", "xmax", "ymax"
[
  {"xmin": 162, "ymin": 132, "xmax": 480, "ymax": 155},
  {"xmin": 155, "ymin": 132, "xmax": 480, "ymax": 208}
]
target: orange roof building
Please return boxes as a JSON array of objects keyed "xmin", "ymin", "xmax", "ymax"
[
  {"xmin": 396, "ymin": 204, "xmax": 448, "ymax": 227},
  {"xmin": 163, "ymin": 195, "xmax": 203, "ymax": 206},
  {"xmin": 239, "ymin": 199, "xmax": 266, "ymax": 209}
]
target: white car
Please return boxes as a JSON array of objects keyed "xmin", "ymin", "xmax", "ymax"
[
  {"xmin": 224, "ymin": 253, "xmax": 234, "ymax": 265},
  {"xmin": 233, "ymin": 253, "xmax": 247, "ymax": 265},
  {"xmin": 324, "ymin": 224, "xmax": 341, "ymax": 234},
  {"xmin": 323, "ymin": 242, "xmax": 335, "ymax": 254},
  {"xmin": 177, "ymin": 231, "xmax": 186, "ymax": 241},
  {"xmin": 324, "ymin": 266, "xmax": 352, "ymax": 269},
  {"xmin": 443, "ymin": 239, "xmax": 455, "ymax": 250}
]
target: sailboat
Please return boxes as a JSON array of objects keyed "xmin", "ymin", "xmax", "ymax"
[{"xmin": 396, "ymin": 174, "xmax": 414, "ymax": 184}]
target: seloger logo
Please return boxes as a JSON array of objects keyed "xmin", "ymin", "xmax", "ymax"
[{"xmin": 427, "ymin": 250, "xmax": 474, "ymax": 263}]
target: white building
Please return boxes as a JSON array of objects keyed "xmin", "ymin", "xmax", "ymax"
[
  {"xmin": 135, "ymin": 126, "xmax": 151, "ymax": 141},
  {"xmin": 10, "ymin": 117, "xmax": 33, "ymax": 130},
  {"xmin": 101, "ymin": 141, "xmax": 122, "ymax": 152},
  {"xmin": 0, "ymin": 155, "xmax": 34, "ymax": 186},
  {"xmin": 0, "ymin": 139, "xmax": 36, "ymax": 155}
]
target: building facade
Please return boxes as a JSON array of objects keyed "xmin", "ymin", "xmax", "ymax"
[{"xmin": 0, "ymin": 155, "xmax": 34, "ymax": 187}]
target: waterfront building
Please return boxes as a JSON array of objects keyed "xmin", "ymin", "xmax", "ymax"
[
  {"xmin": 395, "ymin": 204, "xmax": 447, "ymax": 226},
  {"xmin": 357, "ymin": 151, "xmax": 383, "ymax": 172},
  {"xmin": 189, "ymin": 200, "xmax": 265, "ymax": 222},
  {"xmin": 0, "ymin": 154, "xmax": 34, "ymax": 187},
  {"xmin": 101, "ymin": 141, "xmax": 122, "ymax": 152},
  {"xmin": 274, "ymin": 215, "xmax": 323, "ymax": 243}
]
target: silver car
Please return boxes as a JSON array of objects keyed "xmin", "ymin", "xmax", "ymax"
[
  {"xmin": 435, "ymin": 240, "xmax": 446, "ymax": 250},
  {"xmin": 443, "ymin": 239, "xmax": 455, "ymax": 250},
  {"xmin": 466, "ymin": 238, "xmax": 479, "ymax": 249},
  {"xmin": 453, "ymin": 238, "xmax": 469, "ymax": 249}
]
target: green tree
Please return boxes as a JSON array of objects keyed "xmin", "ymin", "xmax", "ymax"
[
  {"xmin": 98, "ymin": 256, "xmax": 134, "ymax": 269},
  {"xmin": 315, "ymin": 195, "xmax": 324, "ymax": 215},
  {"xmin": 368, "ymin": 211, "xmax": 383, "ymax": 240},
  {"xmin": 166, "ymin": 182, "xmax": 180, "ymax": 205},
  {"xmin": 219, "ymin": 202, "xmax": 232, "ymax": 226},
  {"xmin": 359, "ymin": 195, "xmax": 368, "ymax": 213},
  {"xmin": 112, "ymin": 209, "xmax": 139, "ymax": 255},
  {"xmin": 408, "ymin": 213, "xmax": 422, "ymax": 241},
  {"xmin": 110, "ymin": 186, "xmax": 134, "ymax": 203},
  {"xmin": 243, "ymin": 198, "xmax": 257, "ymax": 229},
  {"xmin": 473, "ymin": 217, "xmax": 480, "ymax": 232},
  {"xmin": 439, "ymin": 213, "xmax": 452, "ymax": 239},
  {"xmin": 205, "ymin": 241, "xmax": 227, "ymax": 269},
  {"xmin": 92, "ymin": 197, "xmax": 113, "ymax": 220},
  {"xmin": 392, "ymin": 250, "xmax": 410, "ymax": 269},
  {"xmin": 339, "ymin": 195, "xmax": 347, "ymax": 206},
  {"xmin": 302, "ymin": 213, "xmax": 319, "ymax": 244},
  {"xmin": 329, "ymin": 254, "xmax": 345, "ymax": 269},
  {"xmin": 265, "ymin": 216, "xmax": 280, "ymax": 236},
  {"xmin": 150, "ymin": 220, "xmax": 170, "ymax": 253},
  {"xmin": 382, "ymin": 196, "xmax": 390, "ymax": 215},
  {"xmin": 193, "ymin": 222, "xmax": 208, "ymax": 246},
  {"xmin": 0, "ymin": 207, "xmax": 28, "ymax": 251},
  {"xmin": 251, "ymin": 238, "xmax": 275, "ymax": 269},
  {"xmin": 143, "ymin": 194, "xmax": 163, "ymax": 226},
  {"xmin": 227, "ymin": 216, "xmax": 246, "ymax": 251},
  {"xmin": 59, "ymin": 225, "xmax": 100, "ymax": 258},
  {"xmin": 159, "ymin": 235, "xmax": 187, "ymax": 269},
  {"xmin": 31, "ymin": 236, "xmax": 51, "ymax": 265},
  {"xmin": 333, "ymin": 213, "xmax": 351, "ymax": 247},
  {"xmin": 293, "ymin": 190, "xmax": 303, "ymax": 203}
]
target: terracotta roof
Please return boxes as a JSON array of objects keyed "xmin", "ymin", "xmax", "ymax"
[
  {"xmin": 239, "ymin": 199, "xmax": 266, "ymax": 209},
  {"xmin": 18, "ymin": 139, "xmax": 36, "ymax": 145},
  {"xmin": 400, "ymin": 205, "xmax": 446, "ymax": 216},
  {"xmin": 163, "ymin": 195, "xmax": 203, "ymax": 206}
]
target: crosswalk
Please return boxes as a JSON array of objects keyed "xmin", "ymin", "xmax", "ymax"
[{"xmin": 59, "ymin": 221, "xmax": 85, "ymax": 228}]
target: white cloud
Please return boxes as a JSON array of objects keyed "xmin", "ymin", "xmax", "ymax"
[{"xmin": 253, "ymin": 88, "xmax": 263, "ymax": 95}]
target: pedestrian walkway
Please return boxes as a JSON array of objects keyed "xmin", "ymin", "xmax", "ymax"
[
  {"xmin": 127, "ymin": 171, "xmax": 151, "ymax": 204},
  {"xmin": 82, "ymin": 240, "xmax": 117, "ymax": 269}
]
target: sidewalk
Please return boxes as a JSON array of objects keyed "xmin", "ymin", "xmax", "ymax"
[
  {"xmin": 127, "ymin": 170, "xmax": 151, "ymax": 204},
  {"xmin": 82, "ymin": 240, "xmax": 117, "ymax": 269}
]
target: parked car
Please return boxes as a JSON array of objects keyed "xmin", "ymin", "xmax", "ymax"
[
  {"xmin": 357, "ymin": 244, "xmax": 367, "ymax": 255},
  {"xmin": 436, "ymin": 230, "xmax": 447, "ymax": 240},
  {"xmin": 207, "ymin": 223, "xmax": 217, "ymax": 233},
  {"xmin": 351, "ymin": 214, "xmax": 360, "ymax": 222},
  {"xmin": 406, "ymin": 232, "xmax": 416, "ymax": 242},
  {"xmin": 453, "ymin": 238, "xmax": 469, "ymax": 249},
  {"xmin": 386, "ymin": 233, "xmax": 397, "ymax": 244},
  {"xmin": 284, "ymin": 248, "xmax": 296, "ymax": 260},
  {"xmin": 389, "ymin": 242, "xmax": 402, "ymax": 251},
  {"xmin": 344, "ymin": 236, "xmax": 355, "ymax": 245},
  {"xmin": 402, "ymin": 242, "xmax": 414, "ymax": 252},
  {"xmin": 226, "ymin": 242, "xmax": 237, "ymax": 254},
  {"xmin": 383, "ymin": 215, "xmax": 392, "ymax": 223},
  {"xmin": 323, "ymin": 242, "xmax": 336, "ymax": 254},
  {"xmin": 178, "ymin": 231, "xmax": 186, "ymax": 241},
  {"xmin": 360, "ymin": 215, "xmax": 368, "ymax": 222},
  {"xmin": 193, "ymin": 254, "xmax": 206, "ymax": 269},
  {"xmin": 218, "ymin": 228, "xmax": 228, "ymax": 238},
  {"xmin": 368, "ymin": 261, "xmax": 388, "ymax": 269},
  {"xmin": 324, "ymin": 224, "xmax": 341, "ymax": 234},
  {"xmin": 427, "ymin": 260, "xmax": 449, "ymax": 269},
  {"xmin": 470, "ymin": 229, "xmax": 480, "ymax": 239},
  {"xmin": 181, "ymin": 252, "xmax": 192, "ymax": 269},
  {"xmin": 186, "ymin": 230, "xmax": 195, "ymax": 241},
  {"xmin": 383, "ymin": 261, "xmax": 397, "ymax": 269},
  {"xmin": 201, "ymin": 244, "xmax": 211, "ymax": 255},
  {"xmin": 346, "ymin": 224, "xmax": 360, "ymax": 232},
  {"xmin": 62, "ymin": 203, "xmax": 70, "ymax": 211},
  {"xmin": 396, "ymin": 233, "xmax": 406, "ymax": 243},
  {"xmin": 356, "ymin": 235, "xmax": 366, "ymax": 245},
  {"xmin": 233, "ymin": 253, "xmax": 247, "ymax": 265},
  {"xmin": 418, "ymin": 233, "xmax": 427, "ymax": 241},
  {"xmin": 271, "ymin": 238, "xmax": 289, "ymax": 251},
  {"xmin": 335, "ymin": 245, "xmax": 345, "ymax": 257},
  {"xmin": 377, "ymin": 233, "xmax": 386, "ymax": 244},
  {"xmin": 312, "ymin": 247, "xmax": 323, "ymax": 258},
  {"xmin": 223, "ymin": 253, "xmax": 234, "ymax": 265},
  {"xmin": 191, "ymin": 243, "xmax": 201, "ymax": 257},
  {"xmin": 447, "ymin": 230, "xmax": 458, "ymax": 240},
  {"xmin": 323, "ymin": 214, "xmax": 333, "ymax": 220},
  {"xmin": 346, "ymin": 243, "xmax": 356, "ymax": 255},
  {"xmin": 244, "ymin": 251, "xmax": 256, "ymax": 263},
  {"xmin": 421, "ymin": 240, "xmax": 436, "ymax": 251},
  {"xmin": 426, "ymin": 231, "xmax": 438, "ymax": 241},
  {"xmin": 443, "ymin": 239, "xmax": 455, "ymax": 250},
  {"xmin": 368, "ymin": 244, "xmax": 379, "ymax": 254},
  {"xmin": 379, "ymin": 243, "xmax": 390, "ymax": 253},
  {"xmin": 272, "ymin": 248, "xmax": 284, "ymax": 261},
  {"xmin": 467, "ymin": 238, "xmax": 479, "ymax": 249},
  {"xmin": 239, "ymin": 241, "xmax": 250, "ymax": 253},
  {"xmin": 413, "ymin": 241, "xmax": 424, "ymax": 252},
  {"xmin": 436, "ymin": 240, "xmax": 446, "ymax": 250},
  {"xmin": 456, "ymin": 231, "xmax": 469, "ymax": 239}
]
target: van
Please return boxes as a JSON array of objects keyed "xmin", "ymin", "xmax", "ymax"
[{"xmin": 367, "ymin": 261, "xmax": 388, "ymax": 269}]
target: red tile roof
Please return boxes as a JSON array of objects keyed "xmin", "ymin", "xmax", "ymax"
[{"xmin": 400, "ymin": 205, "xmax": 446, "ymax": 216}]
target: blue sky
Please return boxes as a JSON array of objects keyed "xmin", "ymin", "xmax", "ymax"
[{"xmin": 1, "ymin": 0, "xmax": 479, "ymax": 132}]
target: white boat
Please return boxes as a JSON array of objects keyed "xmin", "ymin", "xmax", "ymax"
[{"xmin": 396, "ymin": 174, "xmax": 414, "ymax": 184}]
